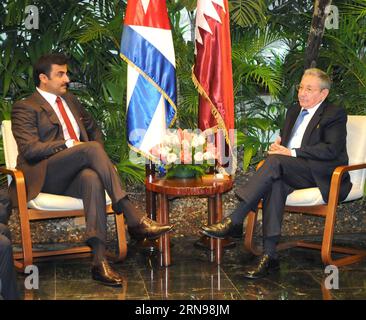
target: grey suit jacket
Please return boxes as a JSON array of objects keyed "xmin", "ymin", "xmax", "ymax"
[{"xmin": 11, "ymin": 91, "xmax": 103, "ymax": 201}]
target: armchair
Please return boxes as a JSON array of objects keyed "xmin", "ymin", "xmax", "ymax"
[
  {"xmin": 0, "ymin": 120, "xmax": 127, "ymax": 271},
  {"xmin": 244, "ymin": 115, "xmax": 366, "ymax": 266}
]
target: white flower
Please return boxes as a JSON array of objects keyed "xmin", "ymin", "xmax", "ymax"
[
  {"xmin": 160, "ymin": 146, "xmax": 171, "ymax": 157},
  {"xmin": 197, "ymin": 134, "xmax": 206, "ymax": 146},
  {"xmin": 166, "ymin": 153, "xmax": 178, "ymax": 164},
  {"xmin": 163, "ymin": 134, "xmax": 172, "ymax": 145},
  {"xmin": 194, "ymin": 151, "xmax": 204, "ymax": 162},
  {"xmin": 163, "ymin": 131, "xmax": 179, "ymax": 146},
  {"xmin": 203, "ymin": 151, "xmax": 215, "ymax": 160},
  {"xmin": 171, "ymin": 135, "xmax": 180, "ymax": 146},
  {"xmin": 192, "ymin": 134, "xmax": 206, "ymax": 148},
  {"xmin": 191, "ymin": 136, "xmax": 200, "ymax": 148}
]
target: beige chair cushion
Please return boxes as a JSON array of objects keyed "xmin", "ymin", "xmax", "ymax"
[
  {"xmin": 28, "ymin": 192, "xmax": 112, "ymax": 211},
  {"xmin": 285, "ymin": 184, "xmax": 363, "ymax": 207},
  {"xmin": 286, "ymin": 188, "xmax": 324, "ymax": 206}
]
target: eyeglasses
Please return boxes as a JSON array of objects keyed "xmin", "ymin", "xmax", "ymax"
[{"xmin": 296, "ymin": 84, "xmax": 324, "ymax": 94}]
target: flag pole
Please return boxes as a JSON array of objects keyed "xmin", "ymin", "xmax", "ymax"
[
  {"xmin": 145, "ymin": 161, "xmax": 156, "ymax": 221},
  {"xmin": 141, "ymin": 161, "xmax": 159, "ymax": 252}
]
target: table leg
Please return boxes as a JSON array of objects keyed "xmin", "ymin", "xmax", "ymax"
[
  {"xmin": 195, "ymin": 196, "xmax": 235, "ymax": 253},
  {"xmin": 158, "ymin": 193, "xmax": 170, "ymax": 267},
  {"xmin": 146, "ymin": 189, "xmax": 157, "ymax": 220},
  {"xmin": 208, "ymin": 196, "xmax": 216, "ymax": 251},
  {"xmin": 141, "ymin": 189, "xmax": 160, "ymax": 252},
  {"xmin": 215, "ymin": 194, "xmax": 223, "ymax": 265}
]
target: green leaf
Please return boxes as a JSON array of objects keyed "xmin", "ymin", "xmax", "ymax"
[
  {"xmin": 236, "ymin": 131, "xmax": 259, "ymax": 147},
  {"xmin": 230, "ymin": 0, "xmax": 267, "ymax": 27},
  {"xmin": 165, "ymin": 164, "xmax": 207, "ymax": 179},
  {"xmin": 247, "ymin": 118, "xmax": 272, "ymax": 131},
  {"xmin": 2, "ymin": 73, "xmax": 11, "ymax": 97},
  {"xmin": 243, "ymin": 146, "xmax": 254, "ymax": 172},
  {"xmin": 116, "ymin": 159, "xmax": 145, "ymax": 185}
]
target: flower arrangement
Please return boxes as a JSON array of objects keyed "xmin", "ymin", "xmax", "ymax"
[{"xmin": 151, "ymin": 128, "xmax": 217, "ymax": 178}]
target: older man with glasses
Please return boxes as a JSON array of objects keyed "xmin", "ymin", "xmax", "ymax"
[{"xmin": 201, "ymin": 68, "xmax": 352, "ymax": 279}]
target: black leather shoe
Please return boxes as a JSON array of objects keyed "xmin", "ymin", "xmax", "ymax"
[
  {"xmin": 200, "ymin": 217, "xmax": 235, "ymax": 239},
  {"xmin": 228, "ymin": 223, "xmax": 244, "ymax": 238},
  {"xmin": 128, "ymin": 216, "xmax": 174, "ymax": 240},
  {"xmin": 243, "ymin": 254, "xmax": 280, "ymax": 279},
  {"xmin": 91, "ymin": 259, "xmax": 124, "ymax": 287}
]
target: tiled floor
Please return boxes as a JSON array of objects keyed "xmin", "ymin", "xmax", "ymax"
[{"xmin": 15, "ymin": 234, "xmax": 366, "ymax": 300}]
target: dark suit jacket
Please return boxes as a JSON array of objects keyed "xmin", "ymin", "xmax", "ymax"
[
  {"xmin": 11, "ymin": 91, "xmax": 104, "ymax": 201},
  {"xmin": 281, "ymin": 100, "xmax": 352, "ymax": 202}
]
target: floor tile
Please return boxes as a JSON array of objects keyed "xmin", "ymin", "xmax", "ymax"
[{"xmin": 14, "ymin": 235, "xmax": 366, "ymax": 300}]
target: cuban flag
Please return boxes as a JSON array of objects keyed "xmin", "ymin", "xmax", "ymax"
[{"xmin": 120, "ymin": 0, "xmax": 177, "ymax": 160}]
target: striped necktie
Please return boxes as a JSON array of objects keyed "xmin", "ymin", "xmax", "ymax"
[{"xmin": 56, "ymin": 96, "xmax": 79, "ymax": 141}]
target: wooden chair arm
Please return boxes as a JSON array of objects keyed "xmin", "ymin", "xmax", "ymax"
[
  {"xmin": 332, "ymin": 163, "xmax": 366, "ymax": 177},
  {"xmin": 327, "ymin": 163, "xmax": 366, "ymax": 207},
  {"xmin": 256, "ymin": 160, "xmax": 265, "ymax": 171},
  {"xmin": 0, "ymin": 167, "xmax": 25, "ymax": 180},
  {"xmin": 0, "ymin": 166, "xmax": 28, "ymax": 207},
  {"xmin": 0, "ymin": 166, "xmax": 26, "ymax": 187}
]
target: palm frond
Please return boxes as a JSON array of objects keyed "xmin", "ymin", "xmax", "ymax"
[
  {"xmin": 341, "ymin": 0, "xmax": 366, "ymax": 20},
  {"xmin": 116, "ymin": 159, "xmax": 145, "ymax": 185},
  {"xmin": 230, "ymin": 0, "xmax": 267, "ymax": 27}
]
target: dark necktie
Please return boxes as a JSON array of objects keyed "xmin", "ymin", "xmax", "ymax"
[{"xmin": 56, "ymin": 96, "xmax": 79, "ymax": 141}]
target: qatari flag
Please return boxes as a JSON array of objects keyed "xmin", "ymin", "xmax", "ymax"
[{"xmin": 193, "ymin": 0, "xmax": 235, "ymax": 172}]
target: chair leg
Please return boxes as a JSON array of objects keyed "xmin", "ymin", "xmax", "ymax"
[
  {"xmin": 320, "ymin": 206, "xmax": 366, "ymax": 267},
  {"xmin": 244, "ymin": 210, "xmax": 262, "ymax": 256},
  {"xmin": 279, "ymin": 204, "xmax": 366, "ymax": 267},
  {"xmin": 114, "ymin": 214, "xmax": 127, "ymax": 262},
  {"xmin": 17, "ymin": 206, "xmax": 33, "ymax": 270},
  {"xmin": 321, "ymin": 206, "xmax": 336, "ymax": 266}
]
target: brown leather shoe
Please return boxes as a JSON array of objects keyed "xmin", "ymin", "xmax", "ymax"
[
  {"xmin": 243, "ymin": 254, "xmax": 280, "ymax": 279},
  {"xmin": 91, "ymin": 259, "xmax": 124, "ymax": 287},
  {"xmin": 128, "ymin": 216, "xmax": 173, "ymax": 240}
]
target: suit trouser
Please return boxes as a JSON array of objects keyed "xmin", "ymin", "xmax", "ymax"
[
  {"xmin": 0, "ymin": 224, "xmax": 19, "ymax": 300},
  {"xmin": 41, "ymin": 141, "xmax": 132, "ymax": 244},
  {"xmin": 234, "ymin": 155, "xmax": 318, "ymax": 237}
]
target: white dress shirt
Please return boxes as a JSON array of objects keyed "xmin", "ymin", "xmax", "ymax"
[
  {"xmin": 36, "ymin": 87, "xmax": 80, "ymax": 147},
  {"xmin": 287, "ymin": 101, "xmax": 323, "ymax": 157}
]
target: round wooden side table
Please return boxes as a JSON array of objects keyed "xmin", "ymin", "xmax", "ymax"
[{"xmin": 145, "ymin": 174, "xmax": 233, "ymax": 267}]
